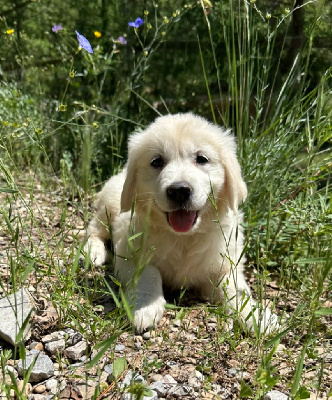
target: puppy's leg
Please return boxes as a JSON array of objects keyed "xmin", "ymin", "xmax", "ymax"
[
  {"xmin": 206, "ymin": 268, "xmax": 279, "ymax": 334},
  {"xmin": 115, "ymin": 258, "xmax": 166, "ymax": 333},
  {"xmin": 84, "ymin": 171, "xmax": 125, "ymax": 266},
  {"xmin": 85, "ymin": 209, "xmax": 110, "ymax": 266}
]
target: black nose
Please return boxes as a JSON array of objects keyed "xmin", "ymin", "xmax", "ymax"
[{"xmin": 166, "ymin": 182, "xmax": 192, "ymax": 205}]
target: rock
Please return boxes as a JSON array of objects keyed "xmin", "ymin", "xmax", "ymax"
[
  {"xmin": 115, "ymin": 344, "xmax": 125, "ymax": 352},
  {"xmin": 17, "ymin": 380, "xmax": 32, "ymax": 396},
  {"xmin": 0, "ymin": 288, "xmax": 35, "ymax": 345},
  {"xmin": 144, "ymin": 389, "xmax": 158, "ymax": 400},
  {"xmin": 227, "ymin": 368, "xmax": 250, "ymax": 381},
  {"xmin": 45, "ymin": 378, "xmax": 58, "ymax": 394},
  {"xmin": 168, "ymin": 384, "xmax": 192, "ymax": 397},
  {"xmin": 264, "ymin": 390, "xmax": 290, "ymax": 400},
  {"xmin": 76, "ymin": 380, "xmax": 97, "ymax": 400},
  {"xmin": 67, "ymin": 332, "xmax": 83, "ymax": 346},
  {"xmin": 104, "ymin": 364, "xmax": 113, "ymax": 375},
  {"xmin": 149, "ymin": 381, "xmax": 167, "ymax": 396},
  {"xmin": 120, "ymin": 371, "xmax": 146, "ymax": 389},
  {"xmin": 42, "ymin": 331, "xmax": 64, "ymax": 343},
  {"xmin": 150, "ymin": 374, "xmax": 163, "ymax": 382},
  {"xmin": 28, "ymin": 395, "xmax": 53, "ymax": 400},
  {"xmin": 122, "ymin": 391, "xmax": 158, "ymax": 400},
  {"xmin": 17, "ymin": 350, "xmax": 54, "ymax": 383},
  {"xmin": 33, "ymin": 384, "xmax": 46, "ymax": 394},
  {"xmin": 65, "ymin": 340, "xmax": 87, "ymax": 360},
  {"xmin": 162, "ymin": 374, "xmax": 177, "ymax": 386},
  {"xmin": 142, "ymin": 331, "xmax": 151, "ymax": 340},
  {"xmin": 1, "ymin": 365, "xmax": 18, "ymax": 382},
  {"xmin": 45, "ymin": 339, "xmax": 65, "ymax": 355}
]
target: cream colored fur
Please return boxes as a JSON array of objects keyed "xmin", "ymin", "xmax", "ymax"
[{"xmin": 85, "ymin": 113, "xmax": 279, "ymax": 333}]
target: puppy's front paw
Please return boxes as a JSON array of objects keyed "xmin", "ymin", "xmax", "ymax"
[
  {"xmin": 134, "ymin": 296, "xmax": 166, "ymax": 333},
  {"xmin": 252, "ymin": 307, "xmax": 279, "ymax": 335},
  {"xmin": 84, "ymin": 238, "xmax": 108, "ymax": 266}
]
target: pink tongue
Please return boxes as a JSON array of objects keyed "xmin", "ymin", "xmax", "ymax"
[{"xmin": 168, "ymin": 210, "xmax": 197, "ymax": 233}]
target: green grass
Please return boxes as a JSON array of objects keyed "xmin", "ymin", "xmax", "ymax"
[{"xmin": 0, "ymin": 1, "xmax": 331, "ymax": 399}]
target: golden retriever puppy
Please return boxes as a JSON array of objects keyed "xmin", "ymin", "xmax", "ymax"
[{"xmin": 85, "ymin": 113, "xmax": 279, "ymax": 333}]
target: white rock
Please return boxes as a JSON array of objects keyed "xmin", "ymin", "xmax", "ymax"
[
  {"xmin": 42, "ymin": 331, "xmax": 63, "ymax": 343},
  {"xmin": 144, "ymin": 390, "xmax": 158, "ymax": 400},
  {"xmin": 45, "ymin": 378, "xmax": 58, "ymax": 394},
  {"xmin": 65, "ymin": 340, "xmax": 87, "ymax": 360},
  {"xmin": 115, "ymin": 344, "xmax": 125, "ymax": 352},
  {"xmin": 17, "ymin": 350, "xmax": 54, "ymax": 383},
  {"xmin": 264, "ymin": 390, "xmax": 290, "ymax": 400},
  {"xmin": 149, "ymin": 381, "xmax": 166, "ymax": 396},
  {"xmin": 168, "ymin": 384, "xmax": 191, "ymax": 397},
  {"xmin": 0, "ymin": 288, "xmax": 35, "ymax": 346},
  {"xmin": 162, "ymin": 374, "xmax": 177, "ymax": 385},
  {"xmin": 120, "ymin": 371, "xmax": 146, "ymax": 389},
  {"xmin": 44, "ymin": 339, "xmax": 65, "ymax": 355}
]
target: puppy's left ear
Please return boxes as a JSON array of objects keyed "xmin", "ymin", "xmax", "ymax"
[{"xmin": 218, "ymin": 133, "xmax": 247, "ymax": 212}]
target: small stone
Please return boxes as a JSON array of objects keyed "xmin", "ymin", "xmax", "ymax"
[
  {"xmin": 104, "ymin": 364, "xmax": 113, "ymax": 375},
  {"xmin": 33, "ymin": 384, "xmax": 47, "ymax": 394},
  {"xmin": 42, "ymin": 331, "xmax": 64, "ymax": 343},
  {"xmin": 65, "ymin": 340, "xmax": 87, "ymax": 360},
  {"xmin": 17, "ymin": 380, "xmax": 32, "ymax": 396},
  {"xmin": 71, "ymin": 332, "xmax": 83, "ymax": 345},
  {"xmin": 168, "ymin": 384, "xmax": 191, "ymax": 397},
  {"xmin": 173, "ymin": 319, "xmax": 181, "ymax": 327},
  {"xmin": 28, "ymin": 394, "xmax": 52, "ymax": 400},
  {"xmin": 121, "ymin": 371, "xmax": 146, "ymax": 389},
  {"xmin": 144, "ymin": 389, "xmax": 158, "ymax": 400},
  {"xmin": 162, "ymin": 374, "xmax": 177, "ymax": 385},
  {"xmin": 142, "ymin": 331, "xmax": 151, "ymax": 340},
  {"xmin": 264, "ymin": 390, "xmax": 290, "ymax": 400},
  {"xmin": 150, "ymin": 374, "xmax": 163, "ymax": 382},
  {"xmin": 16, "ymin": 350, "xmax": 54, "ymax": 383},
  {"xmin": 45, "ymin": 339, "xmax": 65, "ymax": 355},
  {"xmin": 149, "ymin": 381, "xmax": 166, "ymax": 396},
  {"xmin": 45, "ymin": 378, "xmax": 58, "ymax": 394},
  {"xmin": 0, "ymin": 288, "xmax": 35, "ymax": 346},
  {"xmin": 115, "ymin": 344, "xmax": 125, "ymax": 352}
]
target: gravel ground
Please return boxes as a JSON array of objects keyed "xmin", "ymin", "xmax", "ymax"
[{"xmin": 0, "ymin": 181, "xmax": 330, "ymax": 399}]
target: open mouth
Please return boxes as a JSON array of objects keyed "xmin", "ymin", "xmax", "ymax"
[{"xmin": 166, "ymin": 210, "xmax": 198, "ymax": 233}]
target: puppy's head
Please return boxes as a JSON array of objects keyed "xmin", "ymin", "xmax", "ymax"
[{"xmin": 121, "ymin": 113, "xmax": 247, "ymax": 233}]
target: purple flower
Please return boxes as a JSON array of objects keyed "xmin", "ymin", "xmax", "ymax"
[
  {"xmin": 75, "ymin": 30, "xmax": 93, "ymax": 54},
  {"xmin": 117, "ymin": 36, "xmax": 127, "ymax": 45},
  {"xmin": 128, "ymin": 17, "xmax": 144, "ymax": 28},
  {"xmin": 52, "ymin": 25, "xmax": 63, "ymax": 33}
]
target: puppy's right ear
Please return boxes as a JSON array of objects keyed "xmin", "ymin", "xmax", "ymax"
[
  {"xmin": 120, "ymin": 162, "xmax": 136, "ymax": 212},
  {"xmin": 120, "ymin": 133, "xmax": 141, "ymax": 212}
]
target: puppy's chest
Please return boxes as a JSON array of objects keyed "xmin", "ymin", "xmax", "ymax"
[{"xmin": 147, "ymin": 234, "xmax": 221, "ymax": 287}]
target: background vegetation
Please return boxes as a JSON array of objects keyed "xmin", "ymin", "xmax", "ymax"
[{"xmin": 0, "ymin": 0, "xmax": 331, "ymax": 399}]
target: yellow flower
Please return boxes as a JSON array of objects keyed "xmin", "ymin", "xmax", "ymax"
[
  {"xmin": 94, "ymin": 31, "xmax": 102, "ymax": 38},
  {"xmin": 6, "ymin": 29, "xmax": 14, "ymax": 35}
]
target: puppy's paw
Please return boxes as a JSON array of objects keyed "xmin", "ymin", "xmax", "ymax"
[
  {"xmin": 134, "ymin": 296, "xmax": 166, "ymax": 333},
  {"xmin": 84, "ymin": 238, "xmax": 108, "ymax": 266},
  {"xmin": 252, "ymin": 307, "xmax": 279, "ymax": 335}
]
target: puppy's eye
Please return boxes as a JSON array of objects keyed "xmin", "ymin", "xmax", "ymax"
[
  {"xmin": 150, "ymin": 156, "xmax": 164, "ymax": 168},
  {"xmin": 196, "ymin": 154, "xmax": 209, "ymax": 165}
]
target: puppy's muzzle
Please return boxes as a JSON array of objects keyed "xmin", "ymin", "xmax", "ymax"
[{"xmin": 166, "ymin": 182, "xmax": 192, "ymax": 207}]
